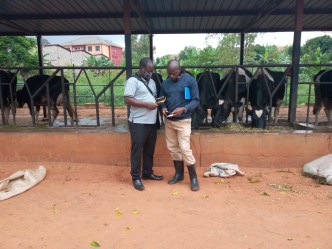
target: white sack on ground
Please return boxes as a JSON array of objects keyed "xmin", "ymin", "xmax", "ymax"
[
  {"xmin": 303, "ymin": 154, "xmax": 332, "ymax": 185},
  {"xmin": 203, "ymin": 163, "xmax": 245, "ymax": 178},
  {"xmin": 0, "ymin": 166, "xmax": 47, "ymax": 201}
]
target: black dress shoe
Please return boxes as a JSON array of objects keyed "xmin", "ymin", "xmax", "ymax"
[
  {"xmin": 142, "ymin": 173, "xmax": 164, "ymax": 180},
  {"xmin": 132, "ymin": 179, "xmax": 144, "ymax": 190}
]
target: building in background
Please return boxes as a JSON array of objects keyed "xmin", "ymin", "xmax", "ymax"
[
  {"xmin": 43, "ymin": 44, "xmax": 112, "ymax": 67},
  {"xmin": 62, "ymin": 36, "xmax": 123, "ymax": 65}
]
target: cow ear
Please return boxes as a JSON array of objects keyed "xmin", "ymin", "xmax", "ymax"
[{"xmin": 232, "ymin": 101, "xmax": 243, "ymax": 108}]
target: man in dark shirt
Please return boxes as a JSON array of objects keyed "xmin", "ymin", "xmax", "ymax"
[{"xmin": 160, "ymin": 60, "xmax": 200, "ymax": 191}]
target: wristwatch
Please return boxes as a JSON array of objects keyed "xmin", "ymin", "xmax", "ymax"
[{"xmin": 183, "ymin": 107, "xmax": 187, "ymax": 113}]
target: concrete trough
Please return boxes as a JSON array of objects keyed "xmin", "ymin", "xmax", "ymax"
[{"xmin": 0, "ymin": 127, "xmax": 331, "ymax": 168}]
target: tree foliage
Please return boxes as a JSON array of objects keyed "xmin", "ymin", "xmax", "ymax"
[
  {"xmin": 297, "ymin": 35, "xmax": 332, "ymax": 82},
  {"xmin": 248, "ymin": 45, "xmax": 291, "ymax": 65},
  {"xmin": 301, "ymin": 35, "xmax": 332, "ymax": 56},
  {"xmin": 0, "ymin": 36, "xmax": 38, "ymax": 67},
  {"xmin": 155, "ymin": 54, "xmax": 174, "ymax": 67},
  {"xmin": 157, "ymin": 33, "xmax": 260, "ymax": 68},
  {"xmin": 130, "ymin": 34, "xmax": 155, "ymax": 66},
  {"xmin": 83, "ymin": 55, "xmax": 113, "ymax": 76}
]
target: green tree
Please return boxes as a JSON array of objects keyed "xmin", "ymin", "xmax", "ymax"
[
  {"xmin": 155, "ymin": 54, "xmax": 174, "ymax": 67},
  {"xmin": 195, "ymin": 46, "xmax": 218, "ymax": 67},
  {"xmin": 178, "ymin": 46, "xmax": 200, "ymax": 65},
  {"xmin": 84, "ymin": 55, "xmax": 113, "ymax": 76},
  {"xmin": 130, "ymin": 34, "xmax": 155, "ymax": 66},
  {"xmin": 206, "ymin": 33, "xmax": 258, "ymax": 65},
  {"xmin": 300, "ymin": 35, "xmax": 332, "ymax": 82},
  {"xmin": 301, "ymin": 35, "xmax": 332, "ymax": 56},
  {"xmin": 0, "ymin": 36, "xmax": 38, "ymax": 67}
]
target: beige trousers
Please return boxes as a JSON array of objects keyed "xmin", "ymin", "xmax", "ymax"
[{"xmin": 164, "ymin": 118, "xmax": 196, "ymax": 165}]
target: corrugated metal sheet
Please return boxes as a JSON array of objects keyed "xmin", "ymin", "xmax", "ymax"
[{"xmin": 0, "ymin": 0, "xmax": 331, "ymax": 35}]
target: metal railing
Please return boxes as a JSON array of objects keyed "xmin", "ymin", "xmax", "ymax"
[
  {"xmin": 0, "ymin": 66, "xmax": 126, "ymax": 127},
  {"xmin": 0, "ymin": 64, "xmax": 332, "ymax": 128}
]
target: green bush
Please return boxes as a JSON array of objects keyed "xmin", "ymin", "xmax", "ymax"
[{"xmin": 65, "ymin": 69, "xmax": 126, "ymax": 106}]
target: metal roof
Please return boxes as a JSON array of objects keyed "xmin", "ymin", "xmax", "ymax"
[
  {"xmin": 0, "ymin": 0, "xmax": 331, "ymax": 36},
  {"xmin": 62, "ymin": 36, "xmax": 123, "ymax": 48}
]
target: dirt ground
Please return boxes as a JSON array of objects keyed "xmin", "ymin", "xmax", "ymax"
[{"xmin": 1, "ymin": 162, "xmax": 331, "ymax": 249}]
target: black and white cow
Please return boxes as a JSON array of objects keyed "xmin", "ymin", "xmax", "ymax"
[
  {"xmin": 0, "ymin": 70, "xmax": 17, "ymax": 125},
  {"xmin": 16, "ymin": 74, "xmax": 76, "ymax": 125},
  {"xmin": 191, "ymin": 71, "xmax": 221, "ymax": 129},
  {"xmin": 313, "ymin": 69, "xmax": 332, "ymax": 125},
  {"xmin": 247, "ymin": 68, "xmax": 287, "ymax": 128},
  {"xmin": 211, "ymin": 67, "xmax": 252, "ymax": 128}
]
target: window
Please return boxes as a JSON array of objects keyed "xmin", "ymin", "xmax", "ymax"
[
  {"xmin": 73, "ymin": 46, "xmax": 84, "ymax": 51},
  {"xmin": 87, "ymin": 46, "xmax": 92, "ymax": 52},
  {"xmin": 95, "ymin": 45, "xmax": 100, "ymax": 51}
]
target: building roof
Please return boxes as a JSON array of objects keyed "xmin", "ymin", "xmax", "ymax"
[
  {"xmin": 0, "ymin": 0, "xmax": 331, "ymax": 35},
  {"xmin": 62, "ymin": 36, "xmax": 123, "ymax": 48}
]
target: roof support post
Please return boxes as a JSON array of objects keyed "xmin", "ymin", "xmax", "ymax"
[
  {"xmin": 124, "ymin": 0, "xmax": 132, "ymax": 117},
  {"xmin": 288, "ymin": 0, "xmax": 304, "ymax": 124},
  {"xmin": 149, "ymin": 34, "xmax": 154, "ymax": 61},
  {"xmin": 240, "ymin": 32, "xmax": 245, "ymax": 65},
  {"xmin": 37, "ymin": 35, "xmax": 43, "ymax": 75},
  {"xmin": 124, "ymin": 0, "xmax": 132, "ymax": 79}
]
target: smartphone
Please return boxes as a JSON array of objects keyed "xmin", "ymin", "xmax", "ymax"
[{"xmin": 156, "ymin": 96, "xmax": 166, "ymax": 104}]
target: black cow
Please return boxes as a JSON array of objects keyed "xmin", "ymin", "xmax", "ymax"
[
  {"xmin": 0, "ymin": 70, "xmax": 17, "ymax": 125},
  {"xmin": 247, "ymin": 68, "xmax": 287, "ymax": 128},
  {"xmin": 212, "ymin": 67, "xmax": 252, "ymax": 128},
  {"xmin": 191, "ymin": 71, "xmax": 221, "ymax": 130},
  {"xmin": 313, "ymin": 69, "xmax": 332, "ymax": 125},
  {"xmin": 16, "ymin": 74, "xmax": 76, "ymax": 125}
]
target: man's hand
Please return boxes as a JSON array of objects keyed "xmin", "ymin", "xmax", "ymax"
[
  {"xmin": 162, "ymin": 108, "xmax": 168, "ymax": 116},
  {"xmin": 125, "ymin": 97, "xmax": 158, "ymax": 110},
  {"xmin": 171, "ymin": 107, "xmax": 186, "ymax": 117},
  {"xmin": 145, "ymin": 102, "xmax": 158, "ymax": 110}
]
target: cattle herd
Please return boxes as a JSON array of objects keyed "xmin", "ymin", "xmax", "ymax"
[
  {"xmin": 0, "ymin": 71, "xmax": 75, "ymax": 125},
  {"xmin": 188, "ymin": 67, "xmax": 289, "ymax": 129},
  {"xmin": 0, "ymin": 68, "xmax": 331, "ymax": 128}
]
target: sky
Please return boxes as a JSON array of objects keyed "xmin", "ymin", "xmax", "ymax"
[{"xmin": 44, "ymin": 31, "xmax": 331, "ymax": 58}]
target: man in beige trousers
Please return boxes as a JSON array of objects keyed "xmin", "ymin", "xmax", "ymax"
[{"xmin": 160, "ymin": 60, "xmax": 200, "ymax": 191}]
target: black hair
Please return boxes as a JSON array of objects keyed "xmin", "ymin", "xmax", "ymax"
[{"xmin": 139, "ymin": 57, "xmax": 153, "ymax": 68}]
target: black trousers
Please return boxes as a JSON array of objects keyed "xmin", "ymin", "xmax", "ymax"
[{"xmin": 128, "ymin": 121, "xmax": 157, "ymax": 180}]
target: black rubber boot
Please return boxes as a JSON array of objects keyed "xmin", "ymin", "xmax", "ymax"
[
  {"xmin": 187, "ymin": 164, "xmax": 200, "ymax": 191},
  {"xmin": 168, "ymin": 160, "xmax": 184, "ymax": 184}
]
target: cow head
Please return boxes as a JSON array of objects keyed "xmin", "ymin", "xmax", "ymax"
[
  {"xmin": 212, "ymin": 98, "xmax": 243, "ymax": 128},
  {"xmin": 246, "ymin": 106, "xmax": 268, "ymax": 129},
  {"xmin": 16, "ymin": 90, "xmax": 25, "ymax": 108},
  {"xmin": 191, "ymin": 106, "xmax": 206, "ymax": 130}
]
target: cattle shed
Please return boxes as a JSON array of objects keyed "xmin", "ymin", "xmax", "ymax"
[
  {"xmin": 0, "ymin": 0, "xmax": 332, "ymax": 167},
  {"xmin": 1, "ymin": 0, "xmax": 332, "ymax": 124}
]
